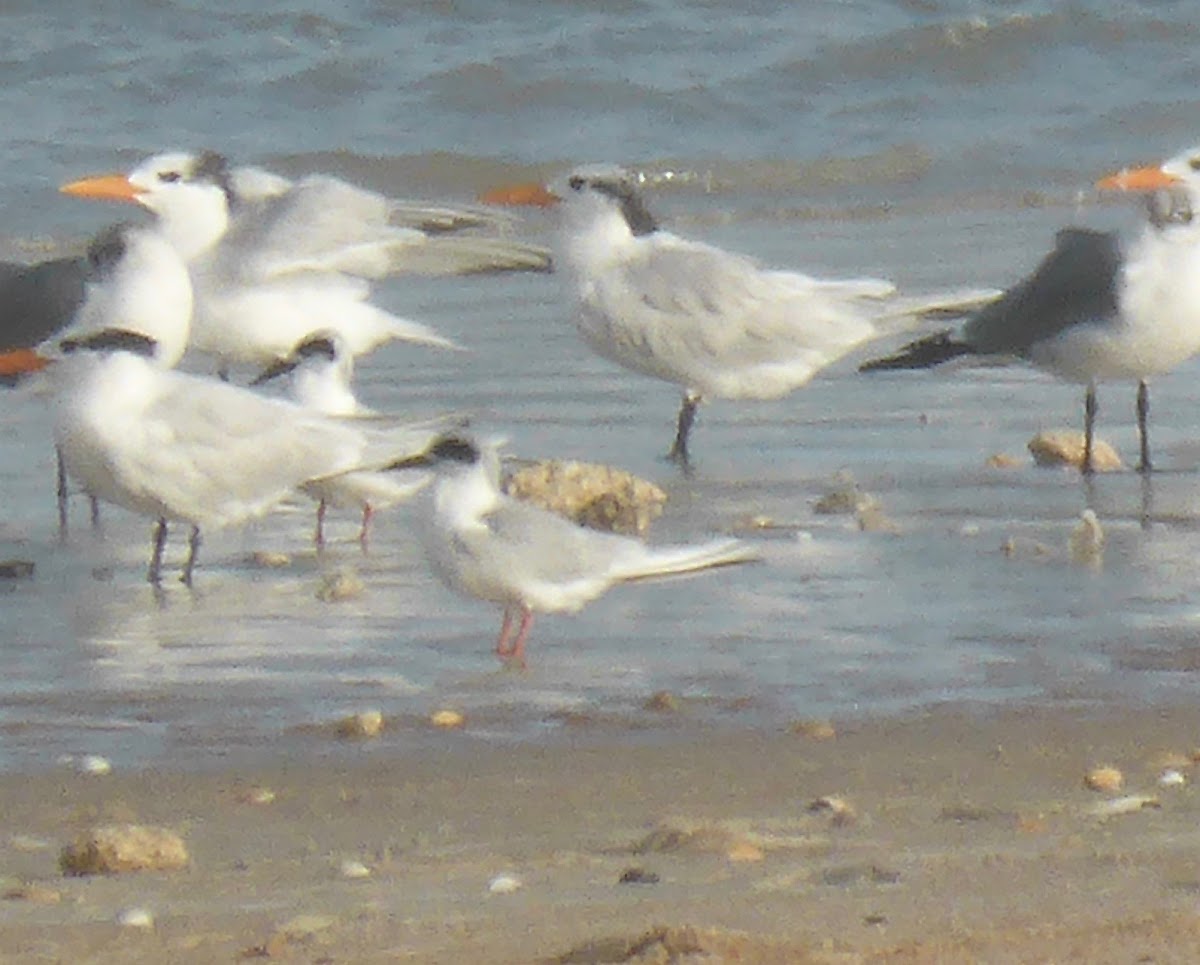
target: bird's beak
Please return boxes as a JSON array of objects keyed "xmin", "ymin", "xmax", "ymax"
[
  {"xmin": 0, "ymin": 348, "xmax": 50, "ymax": 378},
  {"xmin": 60, "ymin": 173, "xmax": 143, "ymax": 204},
  {"xmin": 478, "ymin": 182, "xmax": 560, "ymax": 207},
  {"xmin": 1095, "ymin": 165, "xmax": 1183, "ymax": 193},
  {"xmin": 249, "ymin": 356, "xmax": 299, "ymax": 387}
]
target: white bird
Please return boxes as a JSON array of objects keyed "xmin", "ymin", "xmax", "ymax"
[
  {"xmin": 861, "ymin": 143, "xmax": 1200, "ymax": 474},
  {"xmin": 35, "ymin": 222, "xmax": 194, "ymax": 537},
  {"xmin": 51, "ymin": 325, "xmax": 457, "ymax": 585},
  {"xmin": 251, "ymin": 332, "xmax": 437, "ymax": 550},
  {"xmin": 59, "ymin": 151, "xmax": 542, "ymax": 372},
  {"xmin": 510, "ymin": 163, "xmax": 993, "ymax": 466},
  {"xmin": 404, "ymin": 434, "xmax": 757, "ymax": 666}
]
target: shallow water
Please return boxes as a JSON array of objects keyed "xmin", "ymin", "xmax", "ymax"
[{"xmin": 3, "ymin": 1, "xmax": 1200, "ymax": 773}]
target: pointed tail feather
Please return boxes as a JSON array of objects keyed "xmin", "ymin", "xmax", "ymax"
[
  {"xmin": 859, "ymin": 331, "xmax": 976, "ymax": 372},
  {"xmin": 614, "ymin": 537, "xmax": 758, "ymax": 584}
]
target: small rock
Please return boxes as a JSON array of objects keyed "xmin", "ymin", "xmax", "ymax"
[
  {"xmin": 76, "ymin": 754, "xmax": 112, "ymax": 776},
  {"xmin": 985, "ymin": 453, "xmax": 1023, "ymax": 469},
  {"xmin": 857, "ymin": 504, "xmax": 900, "ymax": 533},
  {"xmin": 813, "ymin": 471, "xmax": 878, "ymax": 515},
  {"xmin": 236, "ymin": 786, "xmax": 277, "ymax": 806},
  {"xmin": 249, "ymin": 550, "xmax": 291, "ymax": 569},
  {"xmin": 1159, "ymin": 768, "xmax": 1187, "ymax": 788},
  {"xmin": 618, "ymin": 867, "xmax": 660, "ymax": 885},
  {"xmin": 335, "ymin": 709, "xmax": 384, "ymax": 739},
  {"xmin": 1086, "ymin": 794, "xmax": 1161, "ymax": 819},
  {"xmin": 809, "ymin": 795, "xmax": 857, "ymax": 827},
  {"xmin": 116, "ymin": 907, "xmax": 154, "ymax": 929},
  {"xmin": 788, "ymin": 719, "xmax": 836, "ymax": 740},
  {"xmin": 1068, "ymin": 510, "xmax": 1104, "ymax": 567},
  {"xmin": 505, "ymin": 459, "xmax": 666, "ymax": 535},
  {"xmin": 429, "ymin": 709, "xmax": 465, "ymax": 729},
  {"xmin": 488, "ymin": 872, "xmax": 522, "ymax": 894},
  {"xmin": 1028, "ymin": 430, "xmax": 1121, "ymax": 471},
  {"xmin": 3, "ymin": 884, "xmax": 62, "ymax": 904},
  {"xmin": 1084, "ymin": 765, "xmax": 1124, "ymax": 793},
  {"xmin": 60, "ymin": 824, "xmax": 189, "ymax": 875},
  {"xmin": 726, "ymin": 840, "xmax": 765, "ymax": 862},
  {"xmin": 0, "ymin": 559, "xmax": 35, "ymax": 580},
  {"xmin": 643, "ymin": 691, "xmax": 679, "ymax": 713},
  {"xmin": 317, "ymin": 567, "xmax": 365, "ymax": 602}
]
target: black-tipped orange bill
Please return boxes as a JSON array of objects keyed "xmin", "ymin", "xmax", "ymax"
[
  {"xmin": 60, "ymin": 173, "xmax": 142, "ymax": 203},
  {"xmin": 0, "ymin": 348, "xmax": 49, "ymax": 377},
  {"xmin": 478, "ymin": 182, "xmax": 559, "ymax": 207},
  {"xmin": 1096, "ymin": 165, "xmax": 1183, "ymax": 192}
]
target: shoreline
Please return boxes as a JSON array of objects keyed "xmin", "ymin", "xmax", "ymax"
[{"xmin": 3, "ymin": 702, "xmax": 1199, "ymax": 962}]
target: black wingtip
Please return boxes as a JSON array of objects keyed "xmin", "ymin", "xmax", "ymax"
[{"xmin": 859, "ymin": 331, "xmax": 974, "ymax": 372}]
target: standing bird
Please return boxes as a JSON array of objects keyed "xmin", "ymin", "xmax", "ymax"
[
  {"xmin": 251, "ymin": 332, "xmax": 440, "ymax": 550},
  {"xmin": 861, "ymin": 144, "xmax": 1200, "ymax": 475},
  {"xmin": 0, "ymin": 256, "xmax": 87, "ymax": 382},
  {"xmin": 403, "ymin": 434, "xmax": 756, "ymax": 667},
  {"xmin": 59, "ymin": 151, "xmax": 503, "ymax": 373},
  {"xmin": 485, "ymin": 164, "xmax": 993, "ymax": 466}
]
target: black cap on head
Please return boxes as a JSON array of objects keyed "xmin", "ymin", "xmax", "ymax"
[
  {"xmin": 569, "ymin": 171, "xmax": 658, "ymax": 237},
  {"xmin": 59, "ymin": 328, "xmax": 158, "ymax": 359}
]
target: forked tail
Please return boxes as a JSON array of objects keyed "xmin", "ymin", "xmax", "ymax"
[{"xmin": 615, "ymin": 537, "xmax": 758, "ymax": 584}]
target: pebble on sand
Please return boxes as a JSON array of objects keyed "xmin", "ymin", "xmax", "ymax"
[
  {"xmin": 505, "ymin": 459, "xmax": 666, "ymax": 535},
  {"xmin": 116, "ymin": 907, "xmax": 154, "ymax": 929},
  {"xmin": 316, "ymin": 567, "xmax": 365, "ymax": 602},
  {"xmin": 249, "ymin": 550, "xmax": 291, "ymax": 569},
  {"xmin": 338, "ymin": 858, "xmax": 371, "ymax": 879},
  {"xmin": 1068, "ymin": 510, "xmax": 1104, "ymax": 568},
  {"xmin": 488, "ymin": 872, "xmax": 522, "ymax": 894},
  {"xmin": 1084, "ymin": 765, "xmax": 1124, "ymax": 793},
  {"xmin": 59, "ymin": 824, "xmax": 189, "ymax": 876},
  {"xmin": 335, "ymin": 709, "xmax": 384, "ymax": 739},
  {"xmin": 788, "ymin": 719, "xmax": 836, "ymax": 740},
  {"xmin": 808, "ymin": 795, "xmax": 858, "ymax": 827},
  {"xmin": 643, "ymin": 691, "xmax": 680, "ymax": 713},
  {"xmin": 634, "ymin": 821, "xmax": 764, "ymax": 861},
  {"xmin": 1028, "ymin": 430, "xmax": 1122, "ymax": 471}
]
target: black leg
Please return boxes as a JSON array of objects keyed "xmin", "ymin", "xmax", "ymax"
[
  {"xmin": 148, "ymin": 518, "xmax": 168, "ymax": 584},
  {"xmin": 667, "ymin": 392, "xmax": 701, "ymax": 467},
  {"xmin": 1136, "ymin": 380, "xmax": 1152, "ymax": 474},
  {"xmin": 56, "ymin": 448, "xmax": 69, "ymax": 542},
  {"xmin": 1082, "ymin": 384, "xmax": 1098, "ymax": 476},
  {"xmin": 89, "ymin": 495, "xmax": 101, "ymax": 533},
  {"xmin": 181, "ymin": 526, "xmax": 202, "ymax": 586}
]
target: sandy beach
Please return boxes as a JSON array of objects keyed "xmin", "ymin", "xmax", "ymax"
[{"xmin": 1, "ymin": 704, "xmax": 1199, "ymax": 963}]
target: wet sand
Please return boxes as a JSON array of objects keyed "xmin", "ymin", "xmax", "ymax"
[{"xmin": 3, "ymin": 704, "xmax": 1200, "ymax": 963}]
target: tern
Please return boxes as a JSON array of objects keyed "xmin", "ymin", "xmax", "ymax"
[
  {"xmin": 252, "ymin": 332, "xmax": 438, "ymax": 550},
  {"xmin": 487, "ymin": 163, "xmax": 994, "ymax": 466},
  {"xmin": 60, "ymin": 151, "xmax": 532, "ymax": 372},
  {"xmin": 861, "ymin": 144, "xmax": 1200, "ymax": 474},
  {"xmin": 402, "ymin": 434, "xmax": 757, "ymax": 667}
]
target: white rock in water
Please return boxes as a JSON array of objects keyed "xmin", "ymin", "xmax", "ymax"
[{"xmin": 488, "ymin": 872, "xmax": 522, "ymax": 894}]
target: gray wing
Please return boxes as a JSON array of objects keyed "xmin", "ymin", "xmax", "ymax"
[
  {"xmin": 0, "ymin": 256, "xmax": 87, "ymax": 353},
  {"xmin": 962, "ymin": 228, "xmax": 1121, "ymax": 356}
]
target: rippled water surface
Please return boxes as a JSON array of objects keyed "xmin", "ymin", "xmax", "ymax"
[{"xmin": 3, "ymin": 1, "xmax": 1200, "ymax": 772}]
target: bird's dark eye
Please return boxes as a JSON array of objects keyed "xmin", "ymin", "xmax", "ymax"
[
  {"xmin": 1190, "ymin": 157, "xmax": 1200, "ymax": 171},
  {"xmin": 568, "ymin": 175, "xmax": 585, "ymax": 191},
  {"xmin": 158, "ymin": 171, "xmax": 182, "ymax": 183}
]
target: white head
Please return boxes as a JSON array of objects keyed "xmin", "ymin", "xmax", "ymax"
[
  {"xmin": 50, "ymin": 222, "xmax": 193, "ymax": 369},
  {"xmin": 1097, "ymin": 143, "xmax": 1200, "ymax": 233},
  {"xmin": 62, "ymin": 150, "xmax": 237, "ymax": 260},
  {"xmin": 251, "ymin": 331, "xmax": 360, "ymax": 416},
  {"xmin": 549, "ymin": 164, "xmax": 660, "ymax": 273}
]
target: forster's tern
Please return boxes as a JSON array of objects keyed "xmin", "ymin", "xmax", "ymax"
[
  {"xmin": 862, "ymin": 144, "xmax": 1200, "ymax": 474},
  {"xmin": 490, "ymin": 163, "xmax": 992, "ymax": 465},
  {"xmin": 405, "ymin": 434, "xmax": 756, "ymax": 666},
  {"xmin": 252, "ymin": 332, "xmax": 436, "ymax": 550},
  {"xmin": 60, "ymin": 151, "xmax": 492, "ymax": 372},
  {"xmin": 52, "ymin": 324, "xmax": 453, "ymax": 585}
]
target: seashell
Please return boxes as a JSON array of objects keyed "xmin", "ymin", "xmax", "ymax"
[
  {"xmin": 116, "ymin": 907, "xmax": 154, "ymax": 929},
  {"xmin": 1068, "ymin": 510, "xmax": 1104, "ymax": 567},
  {"xmin": 808, "ymin": 795, "xmax": 857, "ymax": 826},
  {"xmin": 237, "ymin": 787, "xmax": 276, "ymax": 805},
  {"xmin": 1084, "ymin": 766, "xmax": 1123, "ymax": 793},
  {"xmin": 488, "ymin": 873, "xmax": 522, "ymax": 894},
  {"xmin": 1086, "ymin": 794, "xmax": 1161, "ymax": 818},
  {"xmin": 77, "ymin": 755, "xmax": 112, "ymax": 776},
  {"xmin": 339, "ymin": 859, "xmax": 371, "ymax": 880},
  {"xmin": 1159, "ymin": 768, "xmax": 1187, "ymax": 788},
  {"xmin": 317, "ymin": 567, "xmax": 365, "ymax": 603},
  {"xmin": 249, "ymin": 550, "xmax": 290, "ymax": 568}
]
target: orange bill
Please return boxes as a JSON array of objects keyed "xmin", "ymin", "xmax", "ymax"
[
  {"xmin": 0, "ymin": 348, "xmax": 50, "ymax": 377},
  {"xmin": 478, "ymin": 182, "xmax": 559, "ymax": 206},
  {"xmin": 1095, "ymin": 165, "xmax": 1183, "ymax": 192},
  {"xmin": 60, "ymin": 173, "xmax": 142, "ymax": 203}
]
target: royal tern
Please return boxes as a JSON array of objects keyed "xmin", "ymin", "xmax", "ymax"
[
  {"xmin": 494, "ymin": 164, "xmax": 991, "ymax": 466},
  {"xmin": 403, "ymin": 434, "xmax": 756, "ymax": 667},
  {"xmin": 52, "ymin": 325, "xmax": 452, "ymax": 585},
  {"xmin": 33, "ymin": 222, "xmax": 194, "ymax": 536},
  {"xmin": 252, "ymin": 332, "xmax": 436, "ymax": 550},
  {"xmin": 60, "ymin": 150, "xmax": 497, "ymax": 372},
  {"xmin": 861, "ymin": 144, "xmax": 1200, "ymax": 474},
  {"xmin": 0, "ymin": 256, "xmax": 86, "ymax": 381}
]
